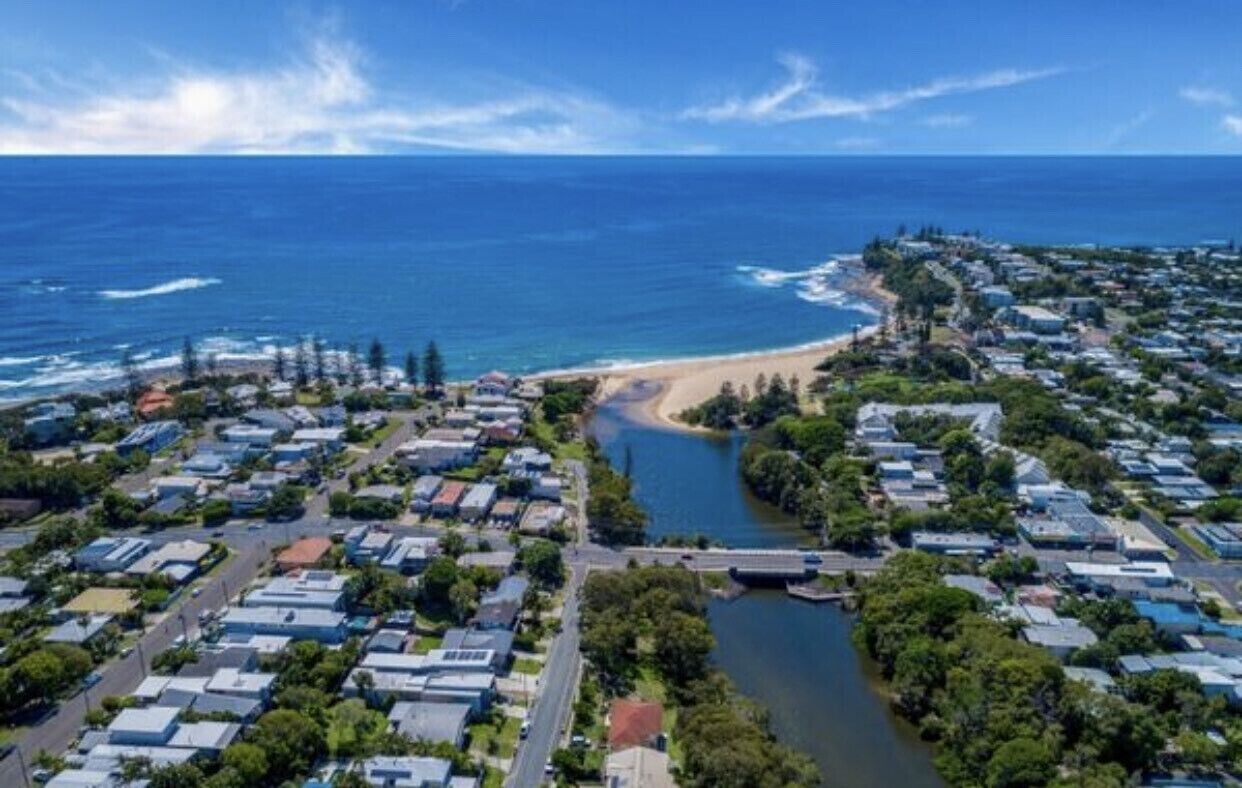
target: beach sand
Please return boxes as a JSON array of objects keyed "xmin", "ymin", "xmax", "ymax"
[{"xmin": 545, "ymin": 272, "xmax": 897, "ymax": 431}]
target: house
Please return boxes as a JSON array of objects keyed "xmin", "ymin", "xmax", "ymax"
[
  {"xmin": 1062, "ymin": 666, "xmax": 1118, "ymax": 695},
  {"xmin": 45, "ymin": 614, "xmax": 114, "ymax": 645},
  {"xmin": 474, "ymin": 371, "xmax": 514, "ymax": 398},
  {"xmin": 502, "ymin": 447, "xmax": 553, "ymax": 473},
  {"xmin": 290, "ymin": 427, "xmax": 346, "ymax": 453},
  {"xmin": 944, "ymin": 575, "xmax": 1004, "ymax": 606},
  {"xmin": 345, "ymin": 526, "xmax": 395, "ymax": 565},
  {"xmin": 519, "ymin": 501, "xmax": 565, "ymax": 535},
  {"xmin": 226, "ymin": 384, "xmax": 260, "ymax": 408},
  {"xmin": 1063, "ymin": 561, "xmax": 1175, "ymax": 590},
  {"xmin": 608, "ymin": 700, "xmax": 664, "ymax": 750},
  {"xmin": 244, "ymin": 571, "xmax": 347, "ymax": 610},
  {"xmin": 473, "ymin": 599, "xmax": 520, "ymax": 631},
  {"xmin": 387, "ymin": 702, "xmax": 472, "ymax": 747},
  {"xmin": 204, "ymin": 667, "xmax": 276, "ymax": 701},
  {"xmin": 382, "ymin": 537, "xmax": 440, "ymax": 574},
  {"xmin": 529, "ymin": 474, "xmax": 563, "ymax": 501},
  {"xmin": 366, "ymin": 629, "xmax": 409, "ymax": 653},
  {"xmin": 243, "ymin": 409, "xmax": 297, "ymax": 433},
  {"xmin": 344, "ymin": 669, "xmax": 496, "ymax": 712},
  {"xmin": 361, "ymin": 756, "xmax": 454, "ymax": 788},
  {"xmin": 1002, "ymin": 305, "xmax": 1067, "ymax": 334},
  {"xmin": 116, "ymin": 420, "xmax": 184, "ymax": 457},
  {"xmin": 221, "ymin": 424, "xmax": 278, "ymax": 447},
  {"xmin": 606, "ymin": 746, "xmax": 676, "ymax": 788},
  {"xmin": 1021, "ymin": 623, "xmax": 1099, "ymax": 660},
  {"xmin": 399, "ymin": 439, "xmax": 477, "ymax": 472},
  {"xmin": 136, "ymin": 389, "xmax": 175, "ymax": 419},
  {"xmin": 153, "ymin": 475, "xmax": 202, "ymax": 500},
  {"xmin": 75, "ymin": 536, "xmax": 151, "ymax": 572},
  {"xmin": 1197, "ymin": 523, "xmax": 1242, "ymax": 559},
  {"xmin": 125, "ymin": 540, "xmax": 211, "ymax": 584},
  {"xmin": 275, "ymin": 537, "xmax": 333, "ymax": 572},
  {"xmin": 181, "ymin": 452, "xmax": 231, "ymax": 478},
  {"xmin": 441, "ymin": 628, "xmax": 514, "ymax": 669},
  {"xmin": 272, "ymin": 442, "xmax": 318, "ymax": 463},
  {"xmin": 979, "ymin": 286, "xmax": 1015, "ymax": 308},
  {"xmin": 488, "ymin": 498, "xmax": 522, "ymax": 525},
  {"xmin": 220, "ymin": 607, "xmax": 348, "ymax": 644},
  {"xmin": 457, "ymin": 550, "xmax": 516, "ymax": 574},
  {"xmin": 410, "ymin": 475, "xmax": 444, "ymax": 513},
  {"xmin": 0, "ymin": 576, "xmax": 31, "ymax": 613},
  {"xmin": 430, "ymin": 481, "xmax": 468, "ymax": 517},
  {"xmin": 911, "ymin": 531, "xmax": 998, "ymax": 556},
  {"xmin": 460, "ymin": 483, "xmax": 497, "ymax": 522},
  {"xmin": 24, "ymin": 401, "xmax": 77, "ymax": 445}
]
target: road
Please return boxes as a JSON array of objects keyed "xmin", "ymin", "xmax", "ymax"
[{"xmin": 506, "ymin": 561, "xmax": 585, "ymax": 788}]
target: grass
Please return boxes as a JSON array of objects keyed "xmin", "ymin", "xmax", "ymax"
[
  {"xmin": 481, "ymin": 766, "xmax": 505, "ymax": 788},
  {"xmin": 699, "ymin": 571, "xmax": 730, "ymax": 591},
  {"xmin": 295, "ymin": 391, "xmax": 323, "ymax": 406},
  {"xmin": 360, "ymin": 418, "xmax": 402, "ymax": 449},
  {"xmin": 469, "ymin": 714, "xmax": 522, "ymax": 759},
  {"xmin": 632, "ymin": 663, "xmax": 683, "ymax": 765},
  {"xmin": 528, "ymin": 416, "xmax": 588, "ymax": 462},
  {"xmin": 0, "ymin": 724, "xmax": 29, "ymax": 745},
  {"xmin": 1173, "ymin": 526, "xmax": 1216, "ymax": 561},
  {"xmin": 512, "ymin": 657, "xmax": 542, "ymax": 676},
  {"xmin": 412, "ymin": 634, "xmax": 443, "ymax": 654}
]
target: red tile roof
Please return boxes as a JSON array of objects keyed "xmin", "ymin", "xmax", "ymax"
[
  {"xmin": 137, "ymin": 390, "xmax": 174, "ymax": 417},
  {"xmin": 276, "ymin": 537, "xmax": 332, "ymax": 569},
  {"xmin": 608, "ymin": 699, "xmax": 663, "ymax": 749},
  {"xmin": 432, "ymin": 481, "xmax": 467, "ymax": 507}
]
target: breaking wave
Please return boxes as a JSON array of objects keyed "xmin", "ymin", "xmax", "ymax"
[{"xmin": 99, "ymin": 277, "xmax": 222, "ymax": 300}]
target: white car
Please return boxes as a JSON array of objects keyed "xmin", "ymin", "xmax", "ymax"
[{"xmin": 191, "ymin": 587, "xmax": 202, "ymax": 598}]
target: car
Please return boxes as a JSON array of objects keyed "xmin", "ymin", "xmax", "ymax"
[
  {"xmin": 82, "ymin": 671, "xmax": 102, "ymax": 689},
  {"xmin": 120, "ymin": 647, "xmax": 133, "ymax": 658},
  {"xmin": 330, "ymin": 529, "xmax": 346, "ymax": 542},
  {"xmin": 520, "ymin": 721, "xmax": 530, "ymax": 739},
  {"xmin": 212, "ymin": 530, "xmax": 225, "ymax": 538},
  {"xmin": 247, "ymin": 522, "xmax": 264, "ymax": 531},
  {"xmin": 191, "ymin": 587, "xmax": 203, "ymax": 598},
  {"xmin": 32, "ymin": 767, "xmax": 52, "ymax": 783},
  {"xmin": 571, "ymin": 734, "xmax": 590, "ymax": 747},
  {"xmin": 802, "ymin": 553, "xmax": 823, "ymax": 565},
  {"xmin": 680, "ymin": 553, "xmax": 694, "ymax": 561},
  {"xmin": 544, "ymin": 761, "xmax": 555, "ymax": 776}
]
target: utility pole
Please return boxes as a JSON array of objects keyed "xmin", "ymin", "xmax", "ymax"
[
  {"xmin": 16, "ymin": 747, "xmax": 31, "ymax": 788},
  {"xmin": 136, "ymin": 641, "xmax": 148, "ymax": 677}
]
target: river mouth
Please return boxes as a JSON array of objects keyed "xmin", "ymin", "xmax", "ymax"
[{"xmin": 587, "ymin": 391, "xmax": 944, "ymax": 787}]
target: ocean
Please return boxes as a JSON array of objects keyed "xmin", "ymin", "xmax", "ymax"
[{"xmin": 3, "ymin": 155, "xmax": 1241, "ymax": 401}]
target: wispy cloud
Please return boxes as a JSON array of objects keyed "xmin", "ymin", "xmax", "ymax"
[
  {"xmin": 1103, "ymin": 108, "xmax": 1154, "ymax": 149},
  {"xmin": 0, "ymin": 32, "xmax": 636, "ymax": 154},
  {"xmin": 682, "ymin": 54, "xmax": 1062, "ymax": 123},
  {"xmin": 1180, "ymin": 85, "xmax": 1234, "ymax": 108},
  {"xmin": 1224, "ymin": 115, "xmax": 1242, "ymax": 137},
  {"xmin": 919, "ymin": 113, "xmax": 972, "ymax": 128}
]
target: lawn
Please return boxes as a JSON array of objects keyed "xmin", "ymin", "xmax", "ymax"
[
  {"xmin": 1173, "ymin": 526, "xmax": 1216, "ymax": 561},
  {"xmin": 469, "ymin": 715, "xmax": 522, "ymax": 759},
  {"xmin": 528, "ymin": 417, "xmax": 588, "ymax": 462},
  {"xmin": 360, "ymin": 418, "xmax": 402, "ymax": 449},
  {"xmin": 412, "ymin": 634, "xmax": 443, "ymax": 654},
  {"xmin": 511, "ymin": 657, "xmax": 542, "ymax": 676}
]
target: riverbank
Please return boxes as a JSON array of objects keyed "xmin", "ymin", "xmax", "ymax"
[{"xmin": 561, "ymin": 271, "xmax": 897, "ymax": 431}]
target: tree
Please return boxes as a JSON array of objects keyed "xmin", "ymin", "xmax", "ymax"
[
  {"xmin": 404, "ymin": 351, "xmax": 419, "ymax": 387},
  {"xmin": 200, "ymin": 498, "xmax": 232, "ymax": 527},
  {"xmin": 294, "ymin": 339, "xmax": 309, "ymax": 388},
  {"xmin": 94, "ymin": 488, "xmax": 142, "ymax": 529},
  {"xmin": 220, "ymin": 742, "xmax": 268, "ymax": 785},
  {"xmin": 423, "ymin": 341, "xmax": 445, "ymax": 395},
  {"xmin": 273, "ymin": 345, "xmax": 287, "ymax": 381},
  {"xmin": 367, "ymin": 338, "xmax": 386, "ymax": 385},
  {"xmin": 449, "ymin": 578, "xmax": 478, "ymax": 623},
  {"xmin": 520, "ymin": 540, "xmax": 565, "ymax": 588},
  {"xmin": 147, "ymin": 763, "xmax": 204, "ymax": 788},
  {"xmin": 328, "ymin": 491, "xmax": 353, "ymax": 517},
  {"xmin": 312, "ymin": 336, "xmax": 327, "ymax": 382},
  {"xmin": 120, "ymin": 347, "xmax": 141, "ymax": 398},
  {"xmin": 266, "ymin": 485, "xmax": 306, "ymax": 521},
  {"xmin": 438, "ymin": 531, "xmax": 466, "ymax": 558},
  {"xmin": 420, "ymin": 556, "xmax": 459, "ymax": 606},
  {"xmin": 181, "ymin": 337, "xmax": 199, "ymax": 382},
  {"xmin": 251, "ymin": 709, "xmax": 326, "ymax": 783},
  {"xmin": 653, "ymin": 611, "xmax": 714, "ymax": 685},
  {"xmin": 347, "ymin": 343, "xmax": 363, "ymax": 387},
  {"xmin": 985, "ymin": 737, "xmax": 1056, "ymax": 788}
]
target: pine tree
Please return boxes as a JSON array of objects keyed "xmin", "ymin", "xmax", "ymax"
[
  {"xmin": 404, "ymin": 351, "xmax": 419, "ymax": 386},
  {"xmin": 181, "ymin": 337, "xmax": 199, "ymax": 382},
  {"xmin": 312, "ymin": 337, "xmax": 326, "ymax": 382},
  {"xmin": 205, "ymin": 353, "xmax": 218, "ymax": 378},
  {"xmin": 273, "ymin": 345, "xmax": 287, "ymax": 381},
  {"xmin": 367, "ymin": 338, "xmax": 386, "ymax": 385},
  {"xmin": 348, "ymin": 343, "xmax": 363, "ymax": 387},
  {"xmin": 423, "ymin": 341, "xmax": 445, "ymax": 395},
  {"xmin": 293, "ymin": 339, "xmax": 309, "ymax": 388},
  {"xmin": 120, "ymin": 348, "xmax": 141, "ymax": 398}
]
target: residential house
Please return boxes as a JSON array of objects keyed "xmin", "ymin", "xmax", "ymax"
[
  {"xmin": 220, "ymin": 607, "xmax": 348, "ymax": 644},
  {"xmin": 75, "ymin": 536, "xmax": 151, "ymax": 572},
  {"xmin": 460, "ymin": 483, "xmax": 497, "ymax": 522},
  {"xmin": 116, "ymin": 421, "xmax": 184, "ymax": 457},
  {"xmin": 608, "ymin": 700, "xmax": 664, "ymax": 750},
  {"xmin": 275, "ymin": 537, "xmax": 333, "ymax": 572}
]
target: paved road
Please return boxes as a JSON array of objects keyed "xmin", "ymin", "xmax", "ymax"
[{"xmin": 507, "ymin": 562, "xmax": 585, "ymax": 788}]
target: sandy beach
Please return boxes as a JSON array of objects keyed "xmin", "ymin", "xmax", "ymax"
[{"xmin": 545, "ymin": 271, "xmax": 897, "ymax": 431}]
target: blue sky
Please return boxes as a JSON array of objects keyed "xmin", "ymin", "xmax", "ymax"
[{"xmin": 2, "ymin": 1, "xmax": 1242, "ymax": 154}]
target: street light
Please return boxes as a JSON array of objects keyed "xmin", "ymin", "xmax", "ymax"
[
  {"xmin": 136, "ymin": 641, "xmax": 148, "ymax": 676},
  {"xmin": 15, "ymin": 747, "xmax": 31, "ymax": 788}
]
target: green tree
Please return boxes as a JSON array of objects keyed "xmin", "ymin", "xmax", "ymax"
[
  {"xmin": 251, "ymin": 709, "xmax": 326, "ymax": 783},
  {"xmin": 423, "ymin": 341, "xmax": 445, "ymax": 395},
  {"xmin": 438, "ymin": 531, "xmax": 466, "ymax": 558},
  {"xmin": 180, "ymin": 336, "xmax": 199, "ymax": 382},
  {"xmin": 404, "ymin": 351, "xmax": 419, "ymax": 386},
  {"xmin": 294, "ymin": 339, "xmax": 309, "ymax": 388},
  {"xmin": 220, "ymin": 742, "xmax": 268, "ymax": 785},
  {"xmin": 520, "ymin": 540, "xmax": 565, "ymax": 588},
  {"xmin": 986, "ymin": 737, "xmax": 1056, "ymax": 788},
  {"xmin": 367, "ymin": 337, "xmax": 386, "ymax": 384},
  {"xmin": 420, "ymin": 556, "xmax": 459, "ymax": 606},
  {"xmin": 653, "ymin": 611, "xmax": 714, "ymax": 685}
]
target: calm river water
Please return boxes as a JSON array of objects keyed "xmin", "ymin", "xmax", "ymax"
[{"xmin": 589, "ymin": 386, "xmax": 943, "ymax": 788}]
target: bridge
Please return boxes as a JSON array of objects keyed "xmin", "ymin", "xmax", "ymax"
[{"xmin": 576, "ymin": 545, "xmax": 886, "ymax": 580}]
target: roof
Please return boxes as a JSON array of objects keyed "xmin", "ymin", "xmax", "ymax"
[
  {"xmin": 608, "ymin": 699, "xmax": 664, "ymax": 749},
  {"xmin": 606, "ymin": 746, "xmax": 676, "ymax": 788},
  {"xmin": 46, "ymin": 614, "xmax": 113, "ymax": 644},
  {"xmin": 388, "ymin": 701, "xmax": 471, "ymax": 744},
  {"xmin": 110, "ymin": 705, "xmax": 179, "ymax": 736},
  {"xmin": 276, "ymin": 537, "xmax": 333, "ymax": 566}
]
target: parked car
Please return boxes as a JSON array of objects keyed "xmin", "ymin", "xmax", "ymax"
[
  {"xmin": 520, "ymin": 721, "xmax": 530, "ymax": 739},
  {"xmin": 82, "ymin": 671, "xmax": 102, "ymax": 689}
]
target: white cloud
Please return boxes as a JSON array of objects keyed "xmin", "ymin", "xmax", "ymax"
[
  {"xmin": 683, "ymin": 55, "xmax": 1061, "ymax": 124},
  {"xmin": 1103, "ymin": 109, "xmax": 1154, "ymax": 149},
  {"xmin": 0, "ymin": 33, "xmax": 636, "ymax": 154},
  {"xmin": 1224, "ymin": 115, "xmax": 1242, "ymax": 136},
  {"xmin": 920, "ymin": 113, "xmax": 972, "ymax": 128},
  {"xmin": 1180, "ymin": 86, "xmax": 1234, "ymax": 108}
]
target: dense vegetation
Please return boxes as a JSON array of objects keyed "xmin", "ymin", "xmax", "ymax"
[
  {"xmin": 584, "ymin": 439, "xmax": 647, "ymax": 545},
  {"xmin": 578, "ymin": 566, "xmax": 819, "ymax": 787},
  {"xmin": 855, "ymin": 552, "xmax": 1242, "ymax": 786}
]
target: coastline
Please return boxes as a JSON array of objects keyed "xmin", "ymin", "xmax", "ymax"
[{"xmin": 551, "ymin": 271, "xmax": 896, "ymax": 431}]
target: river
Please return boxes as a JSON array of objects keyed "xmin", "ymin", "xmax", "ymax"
[{"xmin": 588, "ymin": 386, "xmax": 943, "ymax": 788}]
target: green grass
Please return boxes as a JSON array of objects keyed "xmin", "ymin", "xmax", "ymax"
[
  {"xmin": 360, "ymin": 418, "xmax": 402, "ymax": 449},
  {"xmin": 632, "ymin": 664, "xmax": 682, "ymax": 765},
  {"xmin": 481, "ymin": 766, "xmax": 505, "ymax": 788},
  {"xmin": 0, "ymin": 724, "xmax": 29, "ymax": 745},
  {"xmin": 412, "ymin": 634, "xmax": 443, "ymax": 654},
  {"xmin": 528, "ymin": 417, "xmax": 588, "ymax": 462},
  {"xmin": 512, "ymin": 657, "xmax": 542, "ymax": 676},
  {"xmin": 700, "ymin": 571, "xmax": 730, "ymax": 591},
  {"xmin": 295, "ymin": 391, "xmax": 323, "ymax": 406},
  {"xmin": 469, "ymin": 715, "xmax": 522, "ymax": 759},
  {"xmin": 1173, "ymin": 526, "xmax": 1216, "ymax": 561}
]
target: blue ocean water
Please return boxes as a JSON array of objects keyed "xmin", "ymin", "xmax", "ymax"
[{"xmin": 2, "ymin": 156, "xmax": 1241, "ymax": 400}]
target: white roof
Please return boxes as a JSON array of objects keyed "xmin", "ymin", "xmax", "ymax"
[
  {"xmin": 1064, "ymin": 561, "xmax": 1174, "ymax": 580},
  {"xmin": 110, "ymin": 705, "xmax": 179, "ymax": 735}
]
